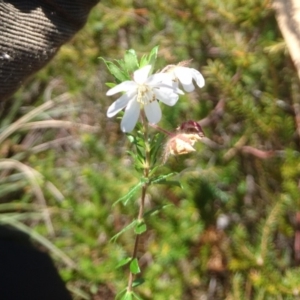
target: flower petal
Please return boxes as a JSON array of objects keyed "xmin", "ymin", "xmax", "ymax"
[
  {"xmin": 170, "ymin": 81, "xmax": 184, "ymax": 95},
  {"xmin": 133, "ymin": 65, "xmax": 152, "ymax": 85},
  {"xmin": 120, "ymin": 98, "xmax": 140, "ymax": 132},
  {"xmin": 148, "ymin": 73, "xmax": 181, "ymax": 91},
  {"xmin": 174, "ymin": 67, "xmax": 193, "ymax": 86},
  {"xmin": 181, "ymin": 82, "xmax": 195, "ymax": 92},
  {"xmin": 192, "ymin": 69, "xmax": 205, "ymax": 88},
  {"xmin": 147, "ymin": 72, "xmax": 171, "ymax": 86},
  {"xmin": 107, "ymin": 91, "xmax": 134, "ymax": 117},
  {"xmin": 144, "ymin": 101, "xmax": 162, "ymax": 124},
  {"xmin": 106, "ymin": 81, "xmax": 137, "ymax": 96},
  {"xmin": 154, "ymin": 88, "xmax": 179, "ymax": 106}
]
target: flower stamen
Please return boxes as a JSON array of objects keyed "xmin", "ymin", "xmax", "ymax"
[{"xmin": 137, "ymin": 85, "xmax": 155, "ymax": 105}]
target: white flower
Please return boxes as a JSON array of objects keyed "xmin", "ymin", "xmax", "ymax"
[
  {"xmin": 106, "ymin": 65, "xmax": 182, "ymax": 132},
  {"xmin": 167, "ymin": 65, "xmax": 205, "ymax": 92}
]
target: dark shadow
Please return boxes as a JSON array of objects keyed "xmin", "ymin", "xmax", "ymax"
[{"xmin": 0, "ymin": 225, "xmax": 72, "ymax": 300}]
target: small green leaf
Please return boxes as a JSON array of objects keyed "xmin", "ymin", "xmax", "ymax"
[
  {"xmin": 130, "ymin": 258, "xmax": 141, "ymax": 274},
  {"xmin": 148, "ymin": 165, "xmax": 161, "ymax": 177},
  {"xmin": 124, "ymin": 49, "xmax": 139, "ymax": 73},
  {"xmin": 113, "ymin": 181, "xmax": 143, "ymax": 206},
  {"xmin": 143, "ymin": 204, "xmax": 172, "ymax": 218},
  {"xmin": 110, "ymin": 220, "xmax": 137, "ymax": 242},
  {"xmin": 105, "ymin": 82, "xmax": 116, "ymax": 88},
  {"xmin": 148, "ymin": 172, "xmax": 182, "ymax": 188},
  {"xmin": 147, "ymin": 46, "xmax": 159, "ymax": 68},
  {"xmin": 115, "ymin": 59, "xmax": 127, "ymax": 71},
  {"xmin": 100, "ymin": 58, "xmax": 128, "ymax": 82},
  {"xmin": 115, "ymin": 288, "xmax": 127, "ymax": 300},
  {"xmin": 139, "ymin": 55, "xmax": 148, "ymax": 68},
  {"xmin": 122, "ymin": 291, "xmax": 133, "ymax": 300},
  {"xmin": 127, "ymin": 150, "xmax": 145, "ymax": 170},
  {"xmin": 135, "ymin": 145, "xmax": 145, "ymax": 160},
  {"xmin": 132, "ymin": 278, "xmax": 145, "ymax": 288},
  {"xmin": 128, "ymin": 49, "xmax": 137, "ymax": 56},
  {"xmin": 140, "ymin": 46, "xmax": 159, "ymax": 69},
  {"xmin": 134, "ymin": 221, "xmax": 147, "ymax": 234},
  {"xmin": 132, "ymin": 291, "xmax": 144, "ymax": 300},
  {"xmin": 140, "ymin": 177, "xmax": 150, "ymax": 184},
  {"xmin": 155, "ymin": 180, "xmax": 182, "ymax": 188},
  {"xmin": 149, "ymin": 133, "xmax": 165, "ymax": 164},
  {"xmin": 116, "ymin": 257, "xmax": 132, "ymax": 269},
  {"xmin": 127, "ymin": 134, "xmax": 135, "ymax": 143},
  {"xmin": 126, "ymin": 150, "xmax": 136, "ymax": 158}
]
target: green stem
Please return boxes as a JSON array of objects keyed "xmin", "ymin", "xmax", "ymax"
[{"xmin": 127, "ymin": 111, "xmax": 150, "ymax": 293}]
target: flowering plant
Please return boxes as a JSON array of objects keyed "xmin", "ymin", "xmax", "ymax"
[
  {"xmin": 106, "ymin": 64, "xmax": 183, "ymax": 132},
  {"xmin": 101, "ymin": 47, "xmax": 205, "ymax": 299}
]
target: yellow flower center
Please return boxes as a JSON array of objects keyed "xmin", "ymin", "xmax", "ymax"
[{"xmin": 137, "ymin": 84, "xmax": 155, "ymax": 105}]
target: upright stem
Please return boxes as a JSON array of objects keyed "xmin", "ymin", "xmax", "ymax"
[{"xmin": 127, "ymin": 111, "xmax": 150, "ymax": 292}]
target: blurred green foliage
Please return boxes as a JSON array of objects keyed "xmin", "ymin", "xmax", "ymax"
[{"xmin": 1, "ymin": 0, "xmax": 300, "ymax": 299}]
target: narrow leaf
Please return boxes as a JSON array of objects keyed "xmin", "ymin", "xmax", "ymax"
[
  {"xmin": 150, "ymin": 172, "xmax": 177, "ymax": 184},
  {"xmin": 139, "ymin": 54, "xmax": 148, "ymax": 68},
  {"xmin": 110, "ymin": 220, "xmax": 137, "ymax": 242},
  {"xmin": 100, "ymin": 58, "xmax": 128, "ymax": 82},
  {"xmin": 126, "ymin": 150, "xmax": 136, "ymax": 158},
  {"xmin": 116, "ymin": 257, "xmax": 132, "ymax": 269},
  {"xmin": 115, "ymin": 59, "xmax": 127, "ymax": 71},
  {"xmin": 130, "ymin": 258, "xmax": 141, "ymax": 274},
  {"xmin": 147, "ymin": 46, "xmax": 159, "ymax": 69},
  {"xmin": 140, "ymin": 46, "xmax": 159, "ymax": 69},
  {"xmin": 132, "ymin": 278, "xmax": 145, "ymax": 288},
  {"xmin": 150, "ymin": 133, "xmax": 165, "ymax": 164},
  {"xmin": 115, "ymin": 288, "xmax": 127, "ymax": 300},
  {"xmin": 105, "ymin": 82, "xmax": 116, "ymax": 88},
  {"xmin": 155, "ymin": 180, "xmax": 182, "ymax": 188},
  {"xmin": 132, "ymin": 291, "xmax": 144, "ymax": 300},
  {"xmin": 149, "ymin": 165, "xmax": 161, "ymax": 177},
  {"xmin": 123, "ymin": 292, "xmax": 133, "ymax": 300},
  {"xmin": 143, "ymin": 204, "xmax": 172, "ymax": 218},
  {"xmin": 134, "ymin": 221, "xmax": 147, "ymax": 234},
  {"xmin": 113, "ymin": 181, "xmax": 143, "ymax": 206},
  {"xmin": 124, "ymin": 49, "xmax": 139, "ymax": 73},
  {"xmin": 127, "ymin": 135, "xmax": 135, "ymax": 143},
  {"xmin": 135, "ymin": 145, "xmax": 145, "ymax": 160}
]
